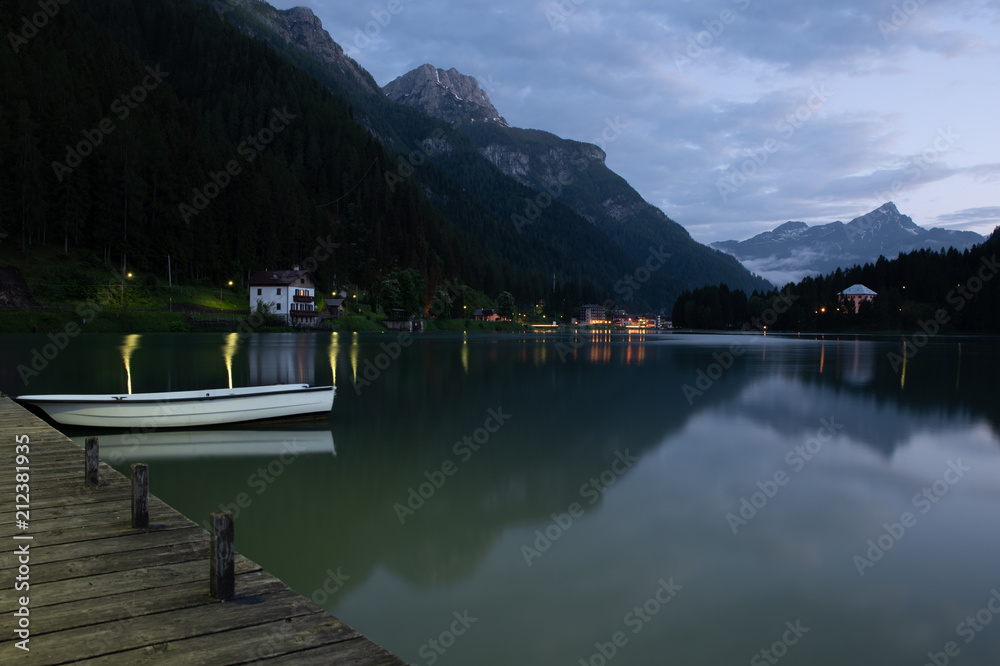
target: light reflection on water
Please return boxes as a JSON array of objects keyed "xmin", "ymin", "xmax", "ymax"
[{"xmin": 1, "ymin": 331, "xmax": 999, "ymax": 665}]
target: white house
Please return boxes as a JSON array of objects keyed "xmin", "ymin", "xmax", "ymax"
[
  {"xmin": 838, "ymin": 284, "xmax": 877, "ymax": 313},
  {"xmin": 249, "ymin": 266, "xmax": 318, "ymax": 324}
]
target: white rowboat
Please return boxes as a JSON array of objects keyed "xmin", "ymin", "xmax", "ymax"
[{"xmin": 17, "ymin": 384, "xmax": 335, "ymax": 428}]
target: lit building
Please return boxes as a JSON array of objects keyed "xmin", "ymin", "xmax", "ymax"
[
  {"xmin": 580, "ymin": 304, "xmax": 607, "ymax": 325},
  {"xmin": 838, "ymin": 284, "xmax": 877, "ymax": 313},
  {"xmin": 249, "ymin": 266, "xmax": 319, "ymax": 325},
  {"xmin": 473, "ymin": 308, "xmax": 500, "ymax": 321}
]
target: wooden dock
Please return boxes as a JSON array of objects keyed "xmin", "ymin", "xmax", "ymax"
[{"xmin": 0, "ymin": 397, "xmax": 406, "ymax": 665}]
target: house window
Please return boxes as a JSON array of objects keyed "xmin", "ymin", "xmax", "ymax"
[
  {"xmin": 277, "ymin": 288, "xmax": 281, "ymax": 295},
  {"xmin": 301, "ymin": 278, "xmax": 305, "ymax": 284},
  {"xmin": 257, "ymin": 288, "xmax": 261, "ymax": 296},
  {"xmin": 276, "ymin": 303, "xmax": 281, "ymax": 311}
]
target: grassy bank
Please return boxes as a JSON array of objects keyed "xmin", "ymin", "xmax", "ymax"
[
  {"xmin": 0, "ymin": 309, "xmax": 193, "ymax": 334},
  {"xmin": 0, "ymin": 246, "xmax": 535, "ymax": 334}
]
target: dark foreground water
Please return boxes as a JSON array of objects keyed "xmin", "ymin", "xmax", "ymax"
[{"xmin": 2, "ymin": 331, "xmax": 999, "ymax": 665}]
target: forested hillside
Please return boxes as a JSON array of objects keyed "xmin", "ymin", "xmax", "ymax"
[
  {"xmin": 0, "ymin": 0, "xmax": 574, "ymax": 305},
  {"xmin": 672, "ymin": 228, "xmax": 1000, "ymax": 332},
  {"xmin": 1, "ymin": 0, "xmax": 778, "ymax": 314}
]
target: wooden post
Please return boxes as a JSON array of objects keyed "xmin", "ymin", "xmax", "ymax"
[
  {"xmin": 85, "ymin": 437, "xmax": 100, "ymax": 487},
  {"xmin": 210, "ymin": 511, "xmax": 235, "ymax": 600},
  {"xmin": 131, "ymin": 463, "xmax": 149, "ymax": 528}
]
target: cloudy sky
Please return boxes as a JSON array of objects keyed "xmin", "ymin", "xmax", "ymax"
[{"xmin": 270, "ymin": 0, "xmax": 1000, "ymax": 244}]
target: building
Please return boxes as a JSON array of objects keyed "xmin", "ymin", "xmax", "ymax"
[
  {"xmin": 473, "ymin": 308, "xmax": 500, "ymax": 322},
  {"xmin": 324, "ymin": 298, "xmax": 345, "ymax": 319},
  {"xmin": 838, "ymin": 284, "xmax": 877, "ymax": 313},
  {"xmin": 249, "ymin": 267, "xmax": 319, "ymax": 325},
  {"xmin": 580, "ymin": 304, "xmax": 607, "ymax": 325},
  {"xmin": 638, "ymin": 314, "xmax": 660, "ymax": 329},
  {"xmin": 383, "ymin": 308, "xmax": 413, "ymax": 332}
]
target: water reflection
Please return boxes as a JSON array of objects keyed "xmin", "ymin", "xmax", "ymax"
[
  {"xmin": 222, "ymin": 332, "xmax": 238, "ymax": 389},
  {"xmin": 328, "ymin": 332, "xmax": 339, "ymax": 386},
  {"xmin": 350, "ymin": 331, "xmax": 359, "ymax": 384},
  {"xmin": 461, "ymin": 331, "xmax": 468, "ymax": 374},
  {"xmin": 247, "ymin": 334, "xmax": 318, "ymax": 385},
  {"xmin": 68, "ymin": 428, "xmax": 335, "ymax": 459},
  {"xmin": 1, "ymin": 331, "xmax": 998, "ymax": 665},
  {"xmin": 119, "ymin": 333, "xmax": 140, "ymax": 393}
]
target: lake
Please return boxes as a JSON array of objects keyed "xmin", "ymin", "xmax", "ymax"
[{"xmin": 2, "ymin": 330, "xmax": 1000, "ymax": 665}]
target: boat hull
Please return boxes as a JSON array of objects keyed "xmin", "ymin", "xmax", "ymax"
[{"xmin": 17, "ymin": 384, "xmax": 335, "ymax": 428}]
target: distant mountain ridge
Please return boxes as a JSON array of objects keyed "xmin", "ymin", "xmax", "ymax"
[{"xmin": 711, "ymin": 203, "xmax": 984, "ymax": 286}]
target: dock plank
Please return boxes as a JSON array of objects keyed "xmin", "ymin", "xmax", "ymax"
[
  {"xmin": 72, "ymin": 613, "xmax": 366, "ymax": 665},
  {"xmin": 0, "ymin": 397, "xmax": 404, "ymax": 664}
]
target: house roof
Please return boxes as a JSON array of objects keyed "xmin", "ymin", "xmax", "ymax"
[
  {"xmin": 839, "ymin": 284, "xmax": 877, "ymax": 296},
  {"xmin": 325, "ymin": 298, "xmax": 344, "ymax": 307},
  {"xmin": 249, "ymin": 269, "xmax": 312, "ymax": 286}
]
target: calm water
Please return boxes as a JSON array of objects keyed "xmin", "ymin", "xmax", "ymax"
[{"xmin": 2, "ymin": 331, "xmax": 1000, "ymax": 665}]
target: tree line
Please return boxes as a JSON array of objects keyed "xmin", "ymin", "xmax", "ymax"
[
  {"xmin": 0, "ymin": 0, "xmax": 596, "ymax": 315},
  {"xmin": 672, "ymin": 229, "xmax": 1000, "ymax": 333}
]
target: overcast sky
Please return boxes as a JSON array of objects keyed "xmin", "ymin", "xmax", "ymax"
[{"xmin": 270, "ymin": 0, "xmax": 1000, "ymax": 244}]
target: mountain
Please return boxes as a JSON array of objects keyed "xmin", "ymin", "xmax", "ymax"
[
  {"xmin": 381, "ymin": 63, "xmax": 772, "ymax": 302},
  {"xmin": 1, "ymin": 0, "xmax": 521, "ymax": 298},
  {"xmin": 214, "ymin": 4, "xmax": 771, "ymax": 307},
  {"xmin": 711, "ymin": 203, "xmax": 984, "ymax": 286},
  {"xmin": 674, "ymin": 226, "xmax": 1000, "ymax": 333},
  {"xmin": 384, "ymin": 64, "xmax": 509, "ymax": 127},
  {"xmin": 2, "ymin": 0, "xmax": 769, "ymax": 315}
]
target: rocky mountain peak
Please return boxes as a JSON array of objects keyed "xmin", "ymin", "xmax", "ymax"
[
  {"xmin": 773, "ymin": 221, "xmax": 809, "ymax": 236},
  {"xmin": 383, "ymin": 64, "xmax": 509, "ymax": 127},
  {"xmin": 846, "ymin": 201, "xmax": 919, "ymax": 237},
  {"xmin": 217, "ymin": 1, "xmax": 379, "ymax": 94}
]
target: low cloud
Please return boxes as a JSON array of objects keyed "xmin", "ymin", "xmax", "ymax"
[
  {"xmin": 934, "ymin": 206, "xmax": 1000, "ymax": 232},
  {"xmin": 736, "ymin": 251, "xmax": 833, "ymax": 287}
]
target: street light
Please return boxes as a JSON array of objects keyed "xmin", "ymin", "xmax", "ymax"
[
  {"xmin": 121, "ymin": 271, "xmax": 132, "ymax": 307},
  {"xmin": 220, "ymin": 280, "xmax": 232, "ymax": 305}
]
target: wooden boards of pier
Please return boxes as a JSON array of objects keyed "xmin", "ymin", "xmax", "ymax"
[{"xmin": 0, "ymin": 397, "xmax": 405, "ymax": 665}]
